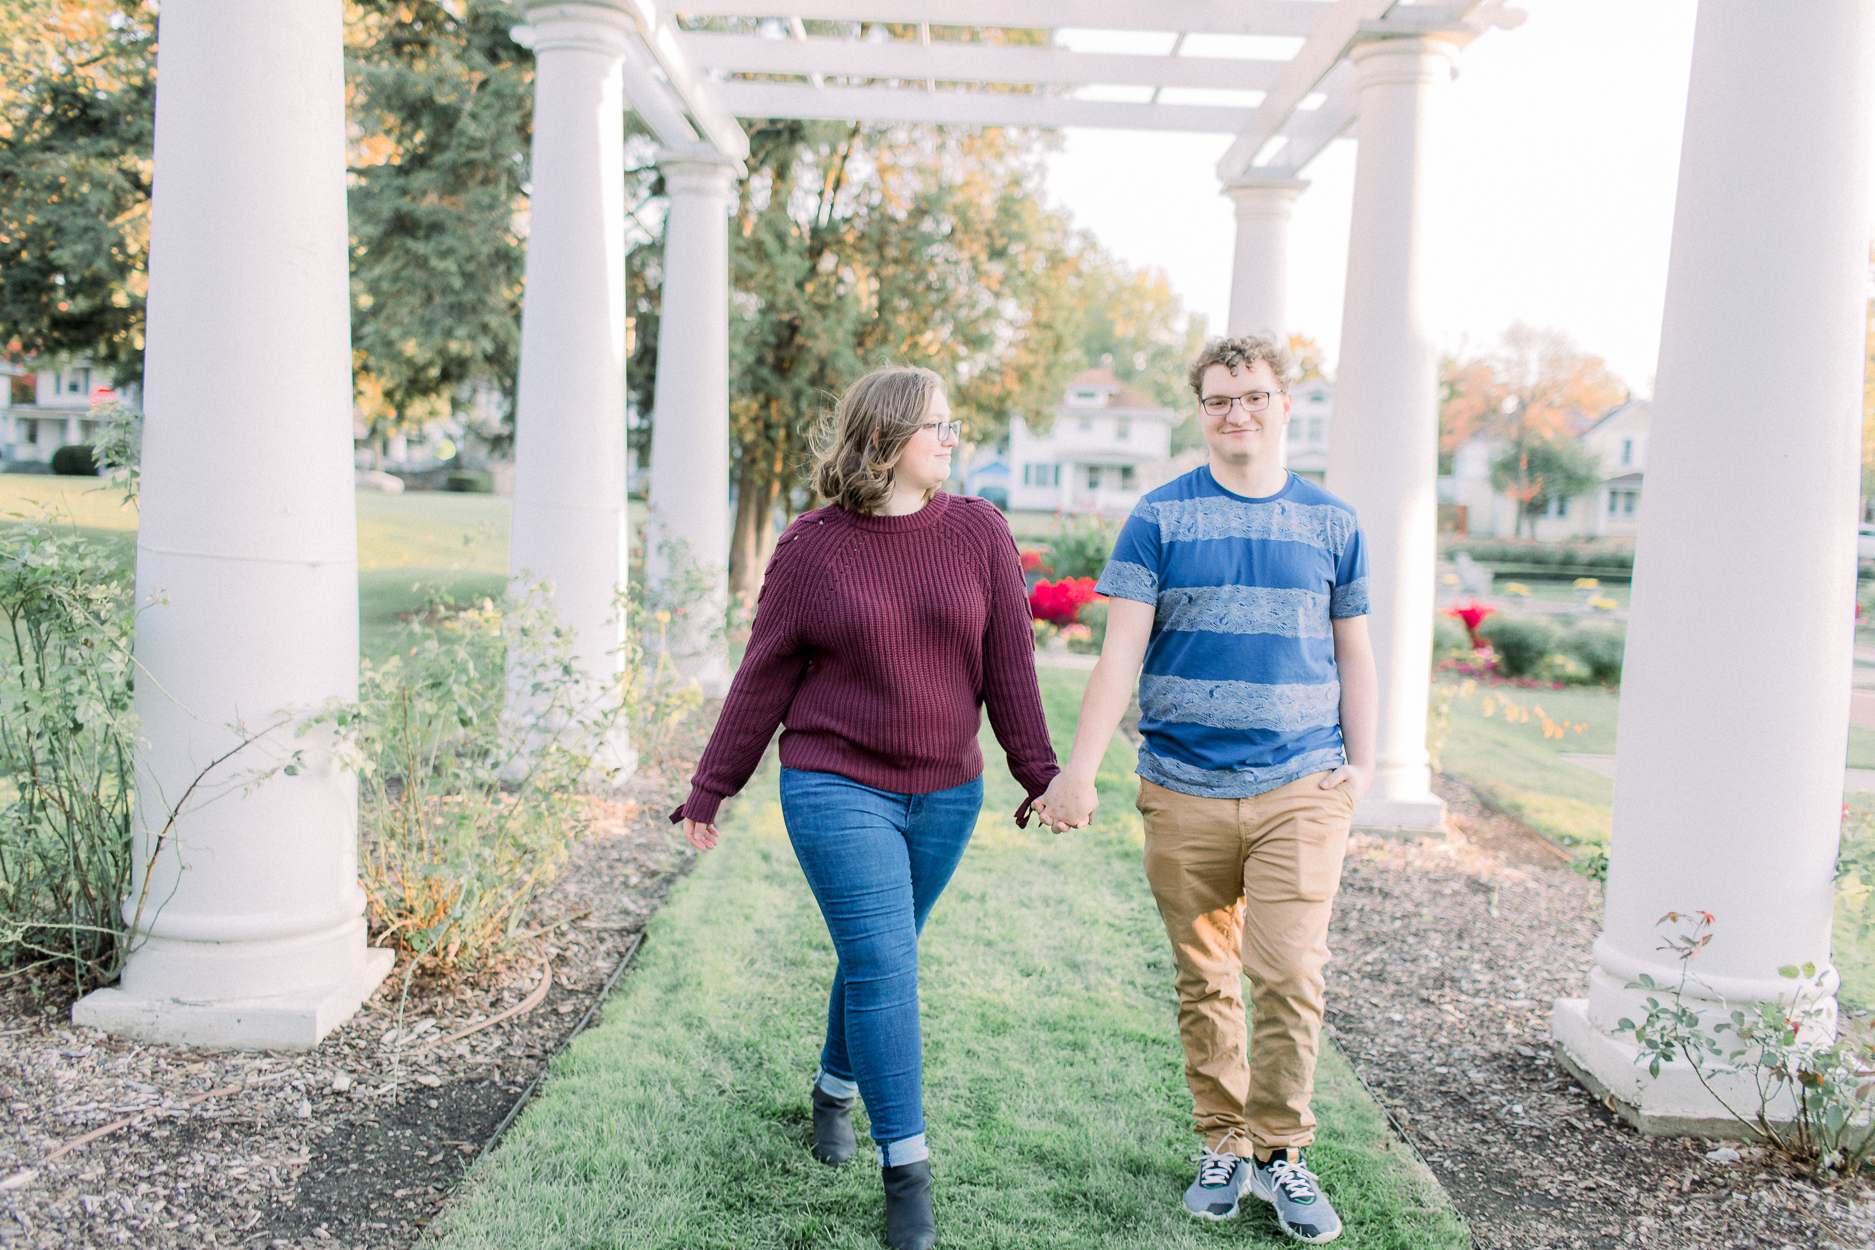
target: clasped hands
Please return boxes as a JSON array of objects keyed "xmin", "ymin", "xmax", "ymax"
[{"xmin": 1031, "ymin": 772, "xmax": 1097, "ymax": 834}]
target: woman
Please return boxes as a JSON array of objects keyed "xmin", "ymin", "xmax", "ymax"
[{"xmin": 673, "ymin": 366, "xmax": 1058, "ymax": 1250}]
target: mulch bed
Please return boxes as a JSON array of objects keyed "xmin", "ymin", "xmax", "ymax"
[
  {"xmin": 0, "ymin": 709, "xmax": 718, "ymax": 1250},
  {"xmin": 1329, "ymin": 774, "xmax": 1875, "ymax": 1249},
  {"xmin": 4, "ymin": 715, "xmax": 1872, "ymax": 1250}
]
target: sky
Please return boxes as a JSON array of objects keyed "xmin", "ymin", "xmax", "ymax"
[{"xmin": 1040, "ymin": 0, "xmax": 1706, "ymax": 394}]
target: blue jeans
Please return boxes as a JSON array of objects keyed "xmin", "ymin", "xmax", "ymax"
[{"xmin": 779, "ymin": 767, "xmax": 983, "ymax": 1164}]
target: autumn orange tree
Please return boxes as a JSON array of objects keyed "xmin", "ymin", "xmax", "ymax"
[{"xmin": 1439, "ymin": 323, "xmax": 1627, "ymax": 536}]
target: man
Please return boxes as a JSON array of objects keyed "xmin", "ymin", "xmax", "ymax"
[{"xmin": 1033, "ymin": 335, "xmax": 1375, "ymax": 1244}]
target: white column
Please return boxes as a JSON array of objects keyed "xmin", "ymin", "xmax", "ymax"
[
  {"xmin": 508, "ymin": 3, "xmax": 635, "ymax": 772},
  {"xmin": 1553, "ymin": 2, "xmax": 1872, "ymax": 1132},
  {"xmin": 1223, "ymin": 176, "xmax": 1306, "ymax": 340},
  {"xmin": 73, "ymin": 0, "xmax": 389, "ymax": 1048},
  {"xmin": 647, "ymin": 149, "xmax": 739, "ymax": 697},
  {"xmin": 1326, "ymin": 35, "xmax": 1458, "ymax": 833},
  {"xmin": 1225, "ymin": 176, "xmax": 1306, "ymax": 470}
]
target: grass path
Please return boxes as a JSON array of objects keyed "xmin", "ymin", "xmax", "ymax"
[{"xmin": 434, "ymin": 669, "xmax": 1465, "ymax": 1249}]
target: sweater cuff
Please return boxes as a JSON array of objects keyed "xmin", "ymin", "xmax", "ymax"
[
  {"xmin": 671, "ymin": 787, "xmax": 726, "ymax": 827},
  {"xmin": 1011, "ymin": 766, "xmax": 1058, "ymax": 829}
]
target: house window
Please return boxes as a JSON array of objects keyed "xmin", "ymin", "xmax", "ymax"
[
  {"xmin": 1115, "ymin": 420, "xmax": 1131, "ymax": 440},
  {"xmin": 1025, "ymin": 462, "xmax": 1058, "ymax": 487},
  {"xmin": 1621, "ymin": 438, "xmax": 1633, "ymax": 466},
  {"xmin": 16, "ymin": 419, "xmax": 34, "ymax": 445},
  {"xmin": 1608, "ymin": 491, "xmax": 1619, "ymax": 515},
  {"xmin": 1307, "ymin": 418, "xmax": 1324, "ymax": 443},
  {"xmin": 1086, "ymin": 466, "xmax": 1102, "ymax": 491},
  {"xmin": 1120, "ymin": 465, "xmax": 1136, "ymax": 490},
  {"xmin": 1622, "ymin": 491, "xmax": 1637, "ymax": 515},
  {"xmin": 1078, "ymin": 417, "xmax": 1094, "ymax": 432}
]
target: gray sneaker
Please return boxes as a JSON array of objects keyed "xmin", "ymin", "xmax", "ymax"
[
  {"xmin": 1182, "ymin": 1145, "xmax": 1249, "ymax": 1220},
  {"xmin": 1249, "ymin": 1150, "xmax": 1343, "ymax": 1244}
]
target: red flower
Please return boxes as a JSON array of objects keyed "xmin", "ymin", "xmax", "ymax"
[
  {"xmin": 1443, "ymin": 600, "xmax": 1496, "ymax": 648},
  {"xmin": 1028, "ymin": 577, "xmax": 1104, "ymax": 626},
  {"xmin": 1019, "ymin": 549, "xmax": 1054, "ymax": 577}
]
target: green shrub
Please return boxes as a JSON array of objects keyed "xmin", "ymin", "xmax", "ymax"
[
  {"xmin": 1477, "ymin": 614, "xmax": 1557, "ymax": 678},
  {"xmin": 0, "ymin": 525, "xmax": 137, "ymax": 986},
  {"xmin": 1048, "ymin": 512, "xmax": 1117, "ymax": 581},
  {"xmin": 1444, "ymin": 539, "xmax": 1634, "ymax": 575},
  {"xmin": 1431, "ymin": 613, "xmax": 1470, "ymax": 662},
  {"xmin": 1563, "ymin": 624, "xmax": 1625, "ymax": 684},
  {"xmin": 318, "ymin": 580, "xmax": 700, "ymax": 973},
  {"xmin": 445, "ymin": 469, "xmax": 495, "ymax": 493},
  {"xmin": 50, "ymin": 444, "xmax": 98, "ymax": 476}
]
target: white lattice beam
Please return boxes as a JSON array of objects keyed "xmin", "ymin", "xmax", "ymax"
[
  {"xmin": 714, "ymin": 80, "xmax": 1255, "ymax": 132},
  {"xmin": 680, "ymin": 31, "xmax": 1283, "ymax": 92},
  {"xmin": 615, "ymin": 0, "xmax": 751, "ymax": 159},
  {"xmin": 680, "ymin": 1, "xmax": 1332, "ymax": 37}
]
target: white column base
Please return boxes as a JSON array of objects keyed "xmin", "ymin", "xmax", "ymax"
[
  {"xmin": 1352, "ymin": 793, "xmax": 1446, "ymax": 834},
  {"xmin": 1551, "ymin": 996, "xmax": 1797, "ymax": 1139},
  {"xmin": 74, "ymin": 947, "xmax": 392, "ymax": 1051}
]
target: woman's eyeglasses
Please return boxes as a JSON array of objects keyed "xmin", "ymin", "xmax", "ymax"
[{"xmin": 916, "ymin": 420, "xmax": 964, "ymax": 443}]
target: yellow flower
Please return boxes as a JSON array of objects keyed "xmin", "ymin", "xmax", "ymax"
[
  {"xmin": 1504, "ymin": 582, "xmax": 1531, "ymax": 597},
  {"xmin": 1589, "ymin": 596, "xmax": 1619, "ymax": 611},
  {"xmin": 1574, "ymin": 577, "xmax": 1600, "ymax": 589}
]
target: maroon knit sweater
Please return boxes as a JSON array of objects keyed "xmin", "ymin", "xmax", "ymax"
[{"xmin": 671, "ymin": 492, "xmax": 1059, "ymax": 827}]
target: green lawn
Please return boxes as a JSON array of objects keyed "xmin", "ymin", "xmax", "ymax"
[
  {"xmin": 433, "ymin": 667, "xmax": 1466, "ymax": 1250},
  {"xmin": 1436, "ymin": 683, "xmax": 1620, "ymax": 850}
]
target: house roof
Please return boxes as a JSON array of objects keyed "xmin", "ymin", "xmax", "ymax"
[
  {"xmin": 1059, "ymin": 365, "xmax": 1168, "ymax": 415},
  {"xmin": 1605, "ymin": 471, "xmax": 1644, "ymax": 486},
  {"xmin": 1579, "ymin": 397, "xmax": 1649, "ymax": 439}
]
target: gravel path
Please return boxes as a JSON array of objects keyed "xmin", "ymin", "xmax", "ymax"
[{"xmin": 1329, "ymin": 774, "xmax": 1875, "ymax": 1249}]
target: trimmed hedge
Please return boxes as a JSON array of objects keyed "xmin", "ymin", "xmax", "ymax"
[
  {"xmin": 1446, "ymin": 539, "xmax": 1634, "ymax": 576},
  {"xmin": 50, "ymin": 444, "xmax": 97, "ymax": 477},
  {"xmin": 444, "ymin": 470, "xmax": 495, "ymax": 494},
  {"xmin": 1476, "ymin": 615, "xmax": 1556, "ymax": 677}
]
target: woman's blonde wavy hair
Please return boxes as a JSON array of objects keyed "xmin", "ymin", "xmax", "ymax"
[{"xmin": 810, "ymin": 366, "xmax": 945, "ymax": 515}]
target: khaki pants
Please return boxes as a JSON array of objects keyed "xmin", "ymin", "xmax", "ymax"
[{"xmin": 1138, "ymin": 772, "xmax": 1354, "ymax": 1159}]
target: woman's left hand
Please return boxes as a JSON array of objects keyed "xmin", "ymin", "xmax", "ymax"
[{"xmin": 683, "ymin": 818, "xmax": 720, "ymax": 851}]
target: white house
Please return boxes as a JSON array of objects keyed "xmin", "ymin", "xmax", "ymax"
[
  {"xmin": 987, "ymin": 365, "xmax": 1182, "ymax": 515},
  {"xmin": 1443, "ymin": 398, "xmax": 1648, "ymax": 540},
  {"xmin": 1286, "ymin": 377, "xmax": 1333, "ymax": 483},
  {"xmin": 0, "ymin": 358, "xmax": 131, "ymax": 464}
]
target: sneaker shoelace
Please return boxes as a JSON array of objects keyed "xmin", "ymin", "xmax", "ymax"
[
  {"xmin": 1192, "ymin": 1149, "xmax": 1241, "ymax": 1189},
  {"xmin": 1263, "ymin": 1156, "xmax": 1321, "ymax": 1204}
]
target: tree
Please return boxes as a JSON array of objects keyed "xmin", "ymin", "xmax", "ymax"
[
  {"xmin": 1440, "ymin": 323, "xmax": 1627, "ymax": 506},
  {"xmin": 0, "ymin": 0, "xmax": 155, "ymax": 385},
  {"xmin": 642, "ymin": 120, "xmax": 1096, "ymax": 598},
  {"xmin": 1489, "ymin": 436, "xmax": 1605, "ymax": 537},
  {"xmin": 344, "ymin": 0, "xmax": 542, "ymax": 458}
]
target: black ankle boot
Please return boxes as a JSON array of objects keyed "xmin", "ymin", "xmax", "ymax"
[
  {"xmin": 882, "ymin": 1160, "xmax": 935, "ymax": 1250},
  {"xmin": 810, "ymin": 1083, "xmax": 858, "ymax": 1165}
]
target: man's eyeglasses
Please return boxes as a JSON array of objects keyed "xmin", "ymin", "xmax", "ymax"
[
  {"xmin": 916, "ymin": 420, "xmax": 964, "ymax": 443},
  {"xmin": 1200, "ymin": 392, "xmax": 1282, "ymax": 417}
]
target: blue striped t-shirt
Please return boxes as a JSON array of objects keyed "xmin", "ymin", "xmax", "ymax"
[{"xmin": 1094, "ymin": 467, "xmax": 1369, "ymax": 798}]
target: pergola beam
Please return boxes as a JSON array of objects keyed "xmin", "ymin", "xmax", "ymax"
[
  {"xmin": 681, "ymin": 2, "xmax": 1333, "ymax": 37},
  {"xmin": 714, "ymin": 80, "xmax": 1255, "ymax": 133},
  {"xmin": 616, "ymin": 0, "xmax": 752, "ymax": 159},
  {"xmin": 1214, "ymin": 0, "xmax": 1398, "ymax": 180},
  {"xmin": 680, "ymin": 31, "xmax": 1283, "ymax": 92}
]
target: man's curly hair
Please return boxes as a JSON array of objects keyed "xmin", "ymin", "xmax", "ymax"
[{"xmin": 1185, "ymin": 335, "xmax": 1294, "ymax": 399}]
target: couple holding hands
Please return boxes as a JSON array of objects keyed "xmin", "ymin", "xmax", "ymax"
[{"xmin": 673, "ymin": 334, "xmax": 1376, "ymax": 1248}]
